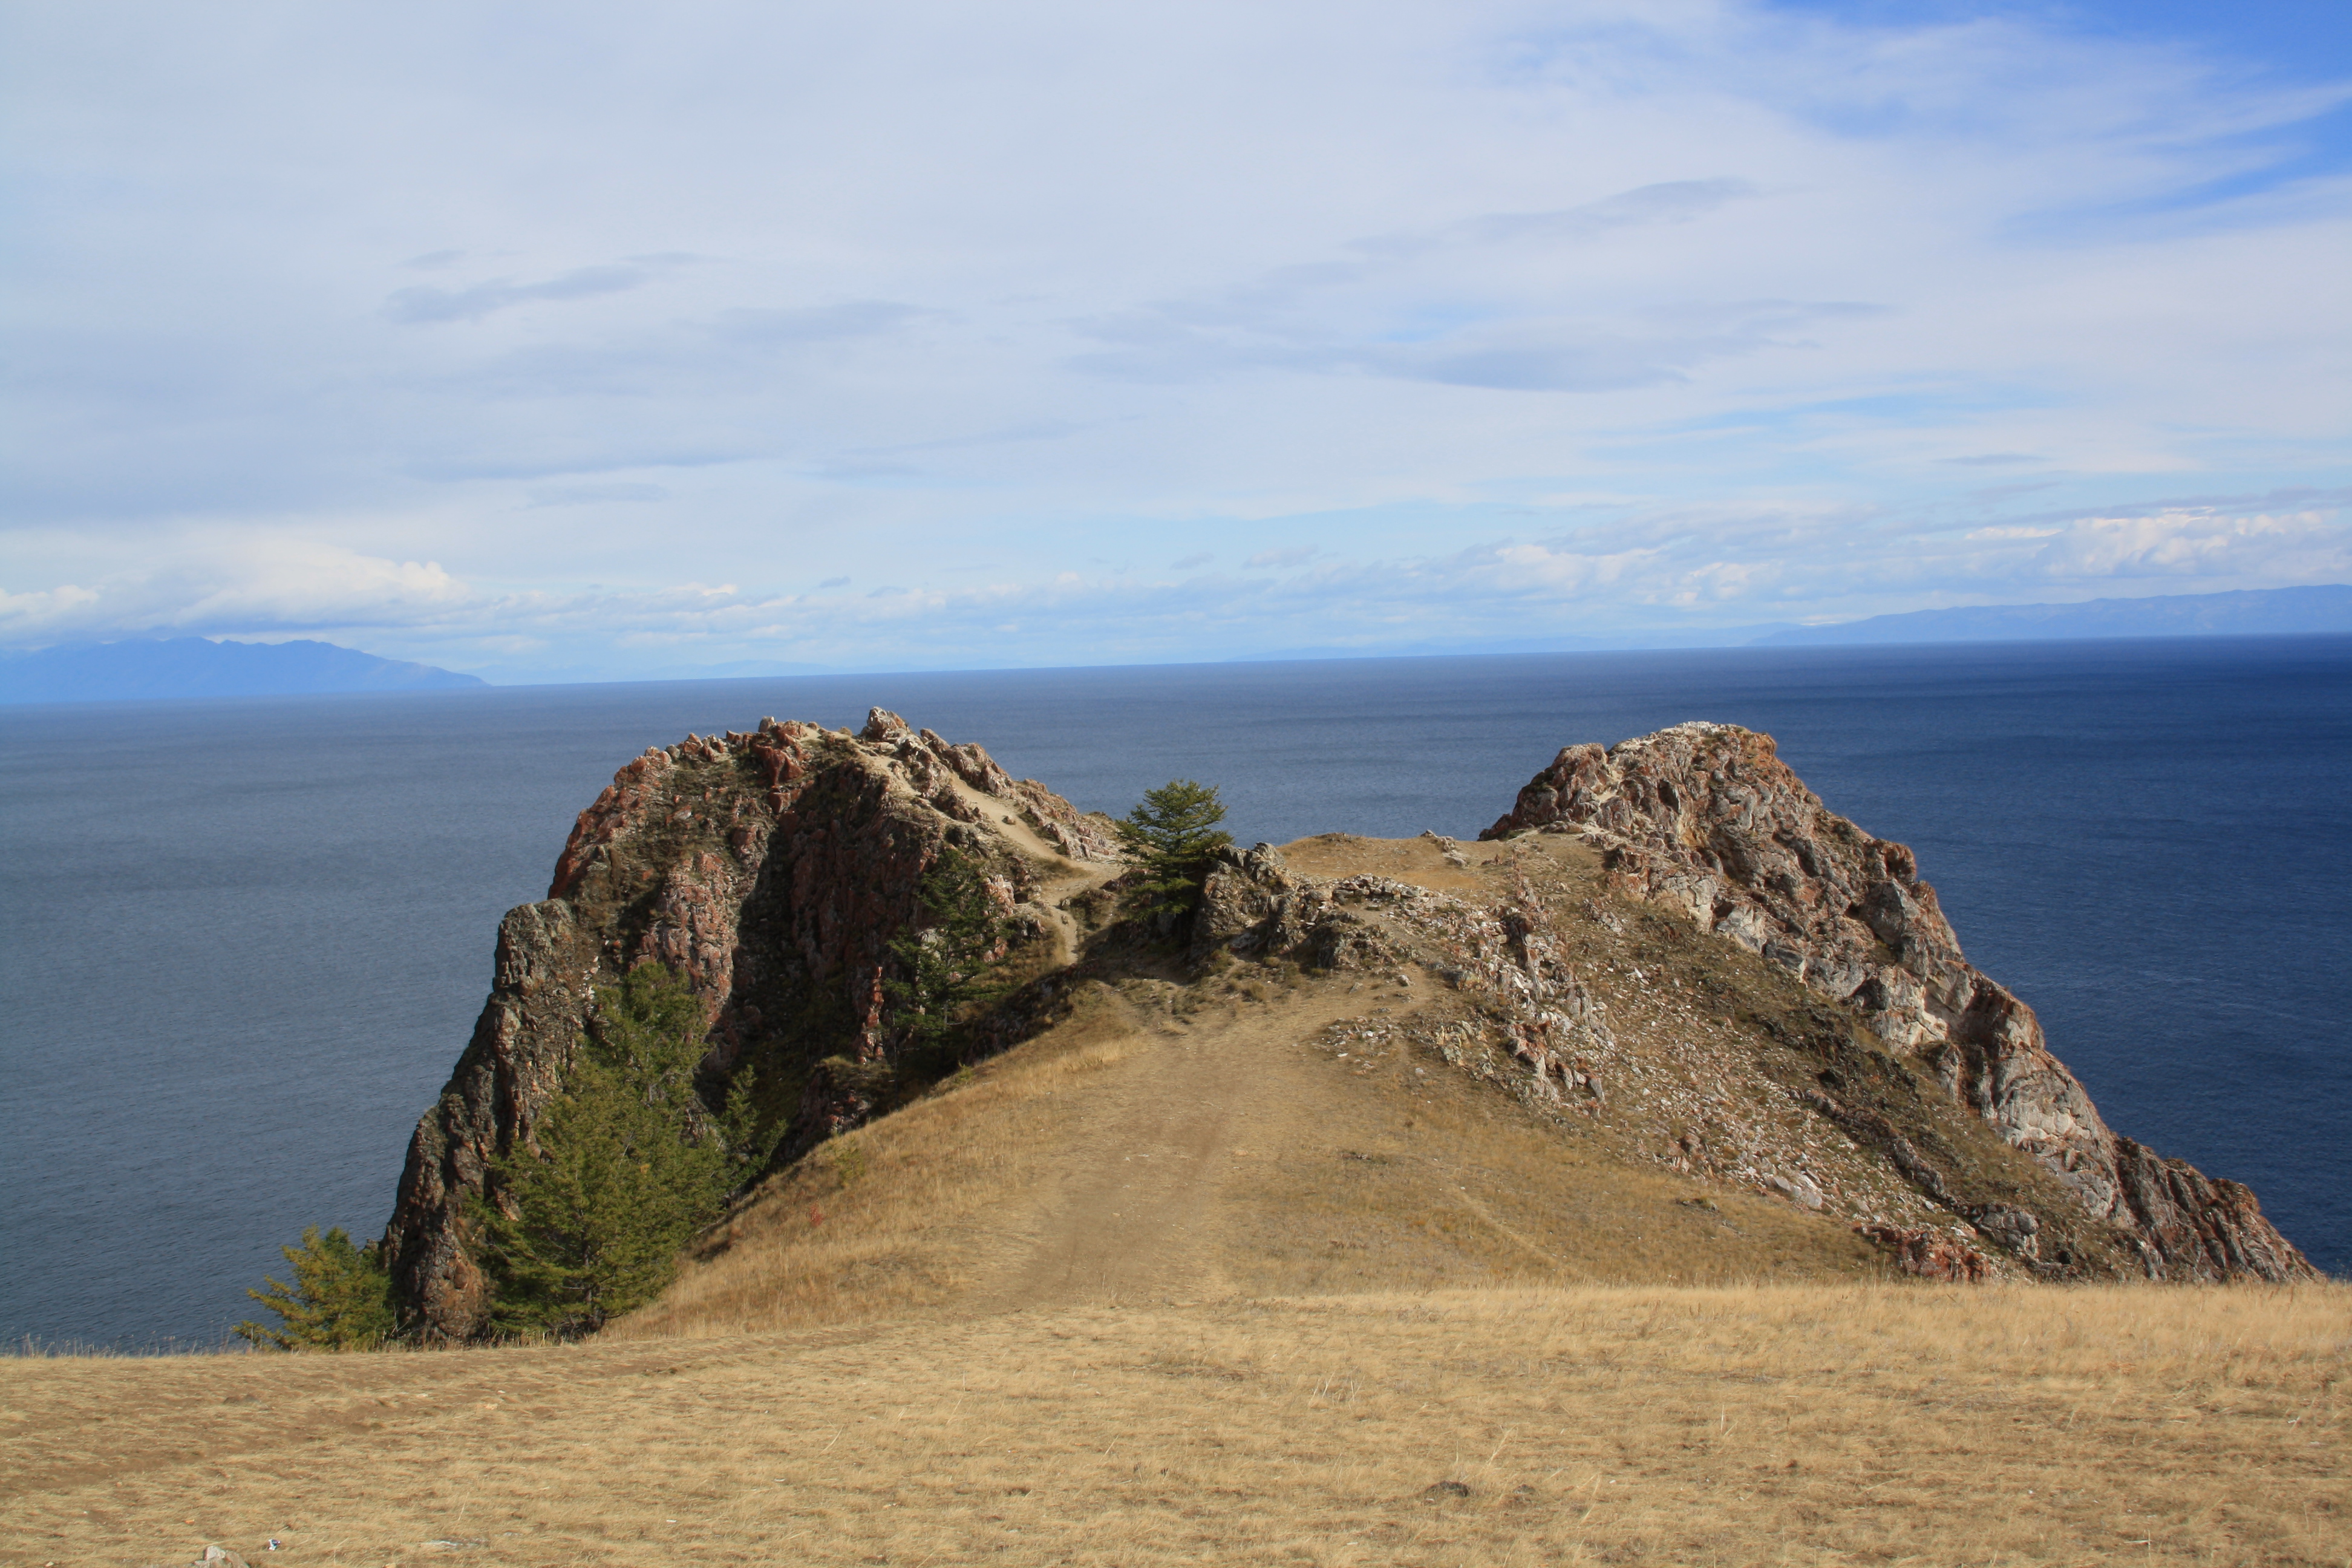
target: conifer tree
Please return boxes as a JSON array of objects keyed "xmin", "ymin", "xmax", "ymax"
[
  {"xmin": 471, "ymin": 964, "xmax": 766, "ymax": 1339},
  {"xmin": 234, "ymin": 1226, "xmax": 395, "ymax": 1351},
  {"xmin": 1115, "ymin": 779, "xmax": 1232, "ymax": 919},
  {"xmin": 884, "ymin": 844, "xmax": 1016, "ymax": 1070}
]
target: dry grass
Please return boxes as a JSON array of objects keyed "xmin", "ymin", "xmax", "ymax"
[
  {"xmin": 5, "ymin": 1281, "xmax": 2345, "ymax": 1567},
  {"xmin": 617, "ymin": 988, "xmax": 1148, "ymax": 1337}
]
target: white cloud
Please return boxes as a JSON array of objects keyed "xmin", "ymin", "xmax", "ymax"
[
  {"xmin": 7, "ymin": 482, "xmax": 2326, "ymax": 678},
  {"xmin": 0, "ymin": 0, "xmax": 2345, "ymax": 672},
  {"xmin": 0, "ymin": 537, "xmax": 469, "ymax": 644}
]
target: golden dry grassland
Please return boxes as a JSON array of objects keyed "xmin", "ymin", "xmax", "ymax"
[{"xmin": 5, "ymin": 1281, "xmax": 2345, "ymax": 1567}]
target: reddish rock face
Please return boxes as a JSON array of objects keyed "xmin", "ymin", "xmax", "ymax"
[
  {"xmin": 1856, "ymin": 1224, "xmax": 1996, "ymax": 1282},
  {"xmin": 380, "ymin": 711, "xmax": 1117, "ymax": 1339},
  {"xmin": 1483, "ymin": 722, "xmax": 2316, "ymax": 1282}
]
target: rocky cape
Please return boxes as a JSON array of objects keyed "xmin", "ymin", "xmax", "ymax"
[
  {"xmin": 1477, "ymin": 722, "xmax": 2313, "ymax": 1282},
  {"xmin": 383, "ymin": 713, "xmax": 2312, "ymax": 1338}
]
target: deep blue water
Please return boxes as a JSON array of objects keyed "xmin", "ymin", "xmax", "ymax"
[{"xmin": 4, "ymin": 636, "xmax": 2345, "ymax": 1349}]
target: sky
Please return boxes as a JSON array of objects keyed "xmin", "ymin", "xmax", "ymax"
[{"xmin": 2, "ymin": 0, "xmax": 2347, "ymax": 680}]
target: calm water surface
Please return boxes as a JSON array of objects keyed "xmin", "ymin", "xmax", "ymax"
[{"xmin": 4, "ymin": 637, "xmax": 2345, "ymax": 1348}]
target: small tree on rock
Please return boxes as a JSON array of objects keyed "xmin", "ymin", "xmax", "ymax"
[
  {"xmin": 884, "ymin": 844, "xmax": 1016, "ymax": 1073},
  {"xmin": 1116, "ymin": 779, "xmax": 1232, "ymax": 921}
]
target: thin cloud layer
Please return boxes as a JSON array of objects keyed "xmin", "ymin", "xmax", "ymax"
[
  {"xmin": 385, "ymin": 264, "xmax": 656, "ymax": 325},
  {"xmin": 7, "ymin": 489, "xmax": 2336, "ymax": 678},
  {"xmin": 0, "ymin": 0, "xmax": 2344, "ymax": 677}
]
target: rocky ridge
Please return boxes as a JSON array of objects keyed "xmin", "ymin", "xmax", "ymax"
[
  {"xmin": 1477, "ymin": 721, "xmax": 2314, "ymax": 1282},
  {"xmin": 1192, "ymin": 838, "xmax": 2110, "ymax": 1280},
  {"xmin": 387, "ymin": 713, "xmax": 2311, "ymax": 1338},
  {"xmin": 381, "ymin": 709, "xmax": 1117, "ymax": 1339}
]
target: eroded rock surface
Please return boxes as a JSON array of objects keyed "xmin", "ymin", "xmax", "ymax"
[
  {"xmin": 1190, "ymin": 844, "xmax": 1413, "ymax": 975},
  {"xmin": 382, "ymin": 711, "xmax": 1116, "ymax": 1339},
  {"xmin": 1481, "ymin": 721, "xmax": 2315, "ymax": 1282}
]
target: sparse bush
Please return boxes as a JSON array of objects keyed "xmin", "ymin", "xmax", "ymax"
[
  {"xmin": 829, "ymin": 1137, "xmax": 871, "ymax": 1189},
  {"xmin": 234, "ymin": 1226, "xmax": 395, "ymax": 1351}
]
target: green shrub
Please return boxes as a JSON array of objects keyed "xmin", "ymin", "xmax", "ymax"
[
  {"xmin": 234, "ymin": 1226, "xmax": 395, "ymax": 1351},
  {"xmin": 884, "ymin": 844, "xmax": 1016, "ymax": 1070}
]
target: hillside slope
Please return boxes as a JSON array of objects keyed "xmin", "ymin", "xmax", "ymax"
[{"xmin": 9, "ymin": 1281, "xmax": 2345, "ymax": 1568}]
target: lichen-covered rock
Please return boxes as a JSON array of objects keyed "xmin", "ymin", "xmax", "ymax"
[
  {"xmin": 381, "ymin": 713, "xmax": 1116, "ymax": 1339},
  {"xmin": 1484, "ymin": 722, "xmax": 2316, "ymax": 1282}
]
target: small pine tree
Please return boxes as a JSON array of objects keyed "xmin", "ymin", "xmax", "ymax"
[
  {"xmin": 472, "ymin": 964, "xmax": 762, "ymax": 1339},
  {"xmin": 234, "ymin": 1226, "xmax": 395, "ymax": 1351},
  {"xmin": 1115, "ymin": 779, "xmax": 1232, "ymax": 919},
  {"xmin": 884, "ymin": 845, "xmax": 1015, "ymax": 1070}
]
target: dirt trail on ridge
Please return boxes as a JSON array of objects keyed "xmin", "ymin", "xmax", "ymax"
[{"xmin": 972, "ymin": 982, "xmax": 1390, "ymax": 1310}]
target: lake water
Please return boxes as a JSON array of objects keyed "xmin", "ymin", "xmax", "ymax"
[{"xmin": 4, "ymin": 636, "xmax": 2346, "ymax": 1349}]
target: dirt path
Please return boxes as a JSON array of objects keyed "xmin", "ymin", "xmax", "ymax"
[
  {"xmin": 944, "ymin": 774, "xmax": 1117, "ymax": 969},
  {"xmin": 973, "ymin": 983, "xmax": 1396, "ymax": 1310}
]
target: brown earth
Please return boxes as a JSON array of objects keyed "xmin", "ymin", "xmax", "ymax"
[{"xmin": 616, "ymin": 832, "xmax": 1906, "ymax": 1342}]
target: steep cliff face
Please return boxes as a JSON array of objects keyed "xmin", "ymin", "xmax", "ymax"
[
  {"xmin": 381, "ymin": 710, "xmax": 1117, "ymax": 1339},
  {"xmin": 1481, "ymin": 722, "xmax": 2315, "ymax": 1282}
]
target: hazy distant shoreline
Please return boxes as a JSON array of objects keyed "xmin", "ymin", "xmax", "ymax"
[{"xmin": 7, "ymin": 584, "xmax": 2351, "ymax": 705}]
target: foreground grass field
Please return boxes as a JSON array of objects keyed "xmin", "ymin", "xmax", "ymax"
[{"xmin": 6, "ymin": 1281, "xmax": 2346, "ymax": 1567}]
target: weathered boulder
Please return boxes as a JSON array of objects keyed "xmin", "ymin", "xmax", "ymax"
[
  {"xmin": 381, "ymin": 713, "xmax": 1116, "ymax": 1339},
  {"xmin": 1188, "ymin": 847, "xmax": 1411, "ymax": 973},
  {"xmin": 1191, "ymin": 843, "xmax": 1297, "ymax": 959},
  {"xmin": 1484, "ymin": 722, "xmax": 2316, "ymax": 1282}
]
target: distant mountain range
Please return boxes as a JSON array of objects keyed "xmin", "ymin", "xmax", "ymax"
[
  {"xmin": 1754, "ymin": 585, "xmax": 2352, "ymax": 647},
  {"xmin": 0, "ymin": 638, "xmax": 486, "ymax": 705}
]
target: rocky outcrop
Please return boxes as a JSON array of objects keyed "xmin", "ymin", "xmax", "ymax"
[
  {"xmin": 1482, "ymin": 722, "xmax": 2317, "ymax": 1282},
  {"xmin": 1190, "ymin": 844, "xmax": 1408, "ymax": 975},
  {"xmin": 1855, "ymin": 1224, "xmax": 1996, "ymax": 1281},
  {"xmin": 381, "ymin": 710, "xmax": 1116, "ymax": 1339}
]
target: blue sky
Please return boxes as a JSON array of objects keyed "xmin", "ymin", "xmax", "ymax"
[{"xmin": 2, "ymin": 0, "xmax": 2345, "ymax": 679}]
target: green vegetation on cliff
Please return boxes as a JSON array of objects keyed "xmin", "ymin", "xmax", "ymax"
[
  {"xmin": 884, "ymin": 844, "xmax": 1019, "ymax": 1076},
  {"xmin": 470, "ymin": 965, "xmax": 769, "ymax": 1339}
]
